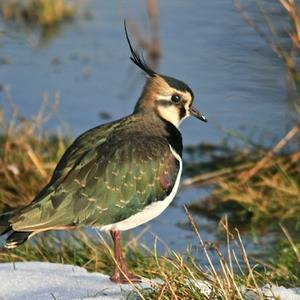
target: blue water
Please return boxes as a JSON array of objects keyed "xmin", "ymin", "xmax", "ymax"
[{"xmin": 0, "ymin": 1, "xmax": 294, "ymax": 261}]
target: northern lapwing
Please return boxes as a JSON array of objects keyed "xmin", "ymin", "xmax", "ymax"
[{"xmin": 0, "ymin": 23, "xmax": 207, "ymax": 284}]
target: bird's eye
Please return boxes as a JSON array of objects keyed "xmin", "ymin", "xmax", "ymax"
[{"xmin": 171, "ymin": 94, "xmax": 181, "ymax": 103}]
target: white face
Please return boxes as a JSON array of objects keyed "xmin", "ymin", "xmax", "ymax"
[{"xmin": 155, "ymin": 90, "xmax": 193, "ymax": 127}]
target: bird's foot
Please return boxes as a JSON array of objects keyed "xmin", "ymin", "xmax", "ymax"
[{"xmin": 110, "ymin": 272, "xmax": 141, "ymax": 284}]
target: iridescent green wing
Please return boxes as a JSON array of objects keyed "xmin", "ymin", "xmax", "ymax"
[
  {"xmin": 75, "ymin": 135, "xmax": 180, "ymax": 227},
  {"xmin": 11, "ymin": 135, "xmax": 180, "ymax": 231},
  {"xmin": 10, "ymin": 119, "xmax": 120, "ymax": 229},
  {"xmin": 28, "ymin": 119, "xmax": 122, "ymax": 203},
  {"xmin": 50, "ymin": 120, "xmax": 122, "ymax": 186}
]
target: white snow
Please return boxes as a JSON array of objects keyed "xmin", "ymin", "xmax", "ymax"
[
  {"xmin": 193, "ymin": 280, "xmax": 300, "ymax": 300},
  {"xmin": 0, "ymin": 262, "xmax": 299, "ymax": 300},
  {"xmin": 244, "ymin": 285, "xmax": 300, "ymax": 300},
  {"xmin": 0, "ymin": 262, "xmax": 149, "ymax": 300},
  {"xmin": 262, "ymin": 285, "xmax": 300, "ymax": 300}
]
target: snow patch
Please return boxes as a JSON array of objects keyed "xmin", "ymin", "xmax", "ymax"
[
  {"xmin": 0, "ymin": 262, "xmax": 300, "ymax": 300},
  {"xmin": 0, "ymin": 262, "xmax": 147, "ymax": 300},
  {"xmin": 246, "ymin": 284, "xmax": 300, "ymax": 300}
]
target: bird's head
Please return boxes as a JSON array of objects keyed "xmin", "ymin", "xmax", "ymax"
[{"xmin": 125, "ymin": 22, "xmax": 207, "ymax": 128}]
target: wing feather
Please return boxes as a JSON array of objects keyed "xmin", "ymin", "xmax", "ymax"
[{"xmin": 11, "ymin": 134, "xmax": 180, "ymax": 231}]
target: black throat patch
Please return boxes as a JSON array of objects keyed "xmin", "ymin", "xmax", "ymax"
[
  {"xmin": 179, "ymin": 104, "xmax": 186, "ymax": 119},
  {"xmin": 161, "ymin": 120, "xmax": 183, "ymax": 156}
]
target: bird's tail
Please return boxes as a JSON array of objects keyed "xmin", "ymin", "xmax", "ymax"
[
  {"xmin": 4, "ymin": 231, "xmax": 31, "ymax": 249},
  {"xmin": 0, "ymin": 211, "xmax": 13, "ymax": 235},
  {"xmin": 0, "ymin": 211, "xmax": 30, "ymax": 249}
]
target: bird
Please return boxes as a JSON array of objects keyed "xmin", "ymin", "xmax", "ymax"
[{"xmin": 0, "ymin": 22, "xmax": 207, "ymax": 284}]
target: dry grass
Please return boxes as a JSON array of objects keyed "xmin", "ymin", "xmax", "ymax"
[
  {"xmin": 139, "ymin": 211, "xmax": 300, "ymax": 299},
  {"xmin": 137, "ymin": 210, "xmax": 278, "ymax": 300},
  {"xmin": 0, "ymin": 0, "xmax": 75, "ymax": 28},
  {"xmin": 210, "ymin": 143, "xmax": 300, "ymax": 222},
  {"xmin": 0, "ymin": 93, "xmax": 68, "ymax": 213},
  {"xmin": 184, "ymin": 129, "xmax": 300, "ymax": 222}
]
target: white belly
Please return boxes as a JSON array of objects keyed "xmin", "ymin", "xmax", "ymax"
[{"xmin": 100, "ymin": 146, "xmax": 182, "ymax": 231}]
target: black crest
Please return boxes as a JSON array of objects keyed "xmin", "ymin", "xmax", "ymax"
[{"xmin": 124, "ymin": 20, "xmax": 156, "ymax": 77}]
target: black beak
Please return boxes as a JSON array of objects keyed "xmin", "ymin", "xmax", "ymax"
[{"xmin": 189, "ymin": 107, "xmax": 207, "ymax": 122}]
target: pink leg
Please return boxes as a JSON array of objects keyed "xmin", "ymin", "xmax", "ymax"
[{"xmin": 109, "ymin": 230, "xmax": 140, "ymax": 284}]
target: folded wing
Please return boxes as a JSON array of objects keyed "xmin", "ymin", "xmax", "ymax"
[{"xmin": 10, "ymin": 134, "xmax": 180, "ymax": 232}]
